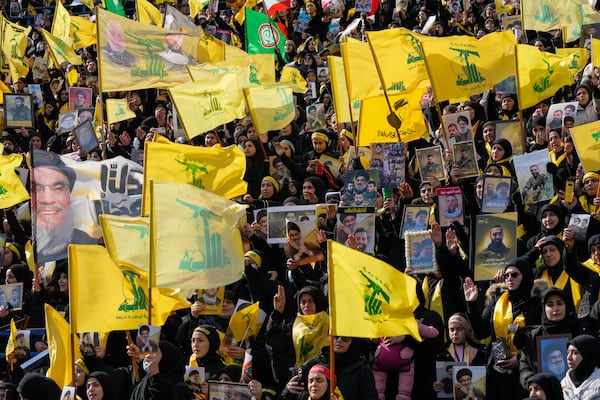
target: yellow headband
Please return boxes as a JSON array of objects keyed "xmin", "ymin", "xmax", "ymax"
[
  {"xmin": 245, "ymin": 250, "xmax": 262, "ymax": 267},
  {"xmin": 75, "ymin": 358, "xmax": 89, "ymax": 375},
  {"xmin": 341, "ymin": 129, "xmax": 354, "ymax": 142},
  {"xmin": 262, "ymin": 176, "xmax": 280, "ymax": 193},
  {"xmin": 311, "ymin": 132, "xmax": 329, "ymax": 143},
  {"xmin": 583, "ymin": 172, "xmax": 600, "ymax": 183},
  {"xmin": 4, "ymin": 242, "xmax": 21, "ymax": 261}
]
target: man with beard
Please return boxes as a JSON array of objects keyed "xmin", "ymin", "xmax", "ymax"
[
  {"xmin": 335, "ymin": 213, "xmax": 356, "ymax": 244},
  {"xmin": 479, "ymin": 225, "xmax": 511, "ymax": 259},
  {"xmin": 455, "ymin": 368, "xmax": 485, "ymax": 400},
  {"xmin": 353, "ymin": 171, "xmax": 369, "ymax": 194},
  {"xmin": 354, "ymin": 228, "xmax": 370, "ymax": 253},
  {"xmin": 285, "ymin": 222, "xmax": 320, "ymax": 261},
  {"xmin": 32, "ymin": 150, "xmax": 96, "ymax": 263},
  {"xmin": 541, "ymin": 343, "xmax": 566, "ymax": 379},
  {"xmin": 522, "ymin": 164, "xmax": 548, "ymax": 203}
]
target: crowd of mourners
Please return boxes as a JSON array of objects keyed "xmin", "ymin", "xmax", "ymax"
[{"xmin": 1, "ymin": 0, "xmax": 600, "ymax": 399}]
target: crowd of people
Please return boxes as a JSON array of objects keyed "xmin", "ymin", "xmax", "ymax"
[{"xmin": 1, "ymin": 0, "xmax": 600, "ymax": 399}]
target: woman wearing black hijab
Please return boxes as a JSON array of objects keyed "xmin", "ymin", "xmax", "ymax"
[
  {"xmin": 526, "ymin": 373, "xmax": 564, "ymax": 400},
  {"xmin": 562, "ymin": 334, "xmax": 600, "ymax": 397}
]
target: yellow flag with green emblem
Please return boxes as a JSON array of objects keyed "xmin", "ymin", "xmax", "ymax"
[
  {"xmin": 105, "ymin": 98, "xmax": 137, "ymax": 124},
  {"xmin": 51, "ymin": 0, "xmax": 71, "ymax": 44},
  {"xmin": 198, "ymin": 34, "xmax": 226, "ymax": 63},
  {"xmin": 420, "ymin": 31, "xmax": 516, "ymax": 102},
  {"xmin": 136, "ymin": 0, "xmax": 163, "ymax": 26},
  {"xmin": 45, "ymin": 304, "xmax": 75, "ymax": 388},
  {"xmin": 187, "ymin": 61, "xmax": 250, "ymax": 89},
  {"xmin": 279, "ymin": 66, "xmax": 307, "ymax": 94},
  {"xmin": 41, "ymin": 29, "xmax": 83, "ymax": 66},
  {"xmin": 341, "ymin": 38, "xmax": 381, "ymax": 104},
  {"xmin": 189, "ymin": 0, "xmax": 210, "ymax": 19},
  {"xmin": 516, "ymin": 44, "xmax": 574, "ymax": 109},
  {"xmin": 149, "ymin": 182, "xmax": 246, "ymax": 289},
  {"xmin": 328, "ymin": 240, "xmax": 422, "ymax": 339},
  {"xmin": 229, "ymin": 301, "xmax": 260, "ymax": 342},
  {"xmin": 245, "ymin": 84, "xmax": 294, "ymax": 133},
  {"xmin": 70, "ymin": 16, "xmax": 97, "ymax": 50},
  {"xmin": 556, "ymin": 47, "xmax": 589, "ymax": 77},
  {"xmin": 100, "ymin": 214, "xmax": 149, "ymax": 272},
  {"xmin": 142, "ymin": 141, "xmax": 247, "ymax": 215},
  {"xmin": 522, "ymin": 0, "xmax": 560, "ymax": 32},
  {"xmin": 2, "ymin": 19, "xmax": 31, "ymax": 82},
  {"xmin": 328, "ymin": 55, "xmax": 359, "ymax": 123},
  {"xmin": 69, "ymin": 244, "xmax": 190, "ymax": 332},
  {"xmin": 168, "ymin": 71, "xmax": 246, "ymax": 138},
  {"xmin": 570, "ymin": 120, "xmax": 600, "ymax": 172},
  {"xmin": 248, "ymin": 53, "xmax": 276, "ymax": 85},
  {"xmin": 0, "ymin": 153, "xmax": 30, "ymax": 208}
]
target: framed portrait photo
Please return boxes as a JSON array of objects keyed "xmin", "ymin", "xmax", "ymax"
[
  {"xmin": 0, "ymin": 282, "xmax": 23, "ymax": 310},
  {"xmin": 452, "ymin": 141, "xmax": 478, "ymax": 179},
  {"xmin": 513, "ymin": 149, "xmax": 554, "ymax": 205},
  {"xmin": 435, "ymin": 361, "xmax": 466, "ymax": 399},
  {"xmin": 208, "ymin": 381, "xmax": 252, "ymax": 400},
  {"xmin": 416, "ymin": 146, "xmax": 445, "ymax": 182},
  {"xmin": 452, "ymin": 366, "xmax": 486, "ymax": 400},
  {"xmin": 73, "ymin": 120, "xmax": 99, "ymax": 155},
  {"xmin": 474, "ymin": 212, "xmax": 518, "ymax": 281},
  {"xmin": 4, "ymin": 93, "xmax": 33, "ymax": 128},
  {"xmin": 436, "ymin": 186, "xmax": 464, "ymax": 227},
  {"xmin": 137, "ymin": 324, "xmax": 161, "ymax": 354},
  {"xmin": 69, "ymin": 87, "xmax": 93, "ymax": 111},
  {"xmin": 401, "ymin": 205, "xmax": 431, "ymax": 237},
  {"xmin": 59, "ymin": 111, "xmax": 78, "ymax": 133},
  {"xmin": 481, "ymin": 176, "xmax": 513, "ymax": 214},
  {"xmin": 536, "ymin": 334, "xmax": 571, "ymax": 382},
  {"xmin": 405, "ymin": 230, "xmax": 437, "ymax": 274},
  {"xmin": 79, "ymin": 332, "xmax": 100, "ymax": 356},
  {"xmin": 185, "ymin": 366, "xmax": 205, "ymax": 396},
  {"xmin": 60, "ymin": 386, "xmax": 75, "ymax": 400}
]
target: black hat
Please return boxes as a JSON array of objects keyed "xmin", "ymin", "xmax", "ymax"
[{"xmin": 32, "ymin": 149, "xmax": 76, "ymax": 190}]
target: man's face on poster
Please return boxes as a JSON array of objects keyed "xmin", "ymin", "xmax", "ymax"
[
  {"xmin": 34, "ymin": 167, "xmax": 71, "ymax": 230},
  {"xmin": 546, "ymin": 349, "xmax": 565, "ymax": 375},
  {"xmin": 490, "ymin": 227, "xmax": 504, "ymax": 245}
]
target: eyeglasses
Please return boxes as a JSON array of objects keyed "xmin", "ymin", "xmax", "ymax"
[
  {"xmin": 503, "ymin": 271, "xmax": 520, "ymax": 280},
  {"xmin": 334, "ymin": 336, "xmax": 350, "ymax": 342}
]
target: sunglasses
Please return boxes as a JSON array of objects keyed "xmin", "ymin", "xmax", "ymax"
[
  {"xmin": 503, "ymin": 272, "xmax": 520, "ymax": 280},
  {"xmin": 334, "ymin": 336, "xmax": 350, "ymax": 342}
]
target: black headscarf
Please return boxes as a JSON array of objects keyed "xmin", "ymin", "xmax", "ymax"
[
  {"xmin": 527, "ymin": 373, "xmax": 564, "ymax": 400},
  {"xmin": 539, "ymin": 204, "xmax": 565, "ymax": 236},
  {"xmin": 538, "ymin": 235, "xmax": 566, "ymax": 282},
  {"xmin": 492, "ymin": 138, "xmax": 513, "ymax": 159},
  {"xmin": 17, "ymin": 373, "xmax": 61, "ymax": 400},
  {"xmin": 505, "ymin": 257, "xmax": 534, "ymax": 316},
  {"xmin": 540, "ymin": 287, "xmax": 576, "ymax": 335},
  {"xmin": 567, "ymin": 334, "xmax": 600, "ymax": 388},
  {"xmin": 88, "ymin": 371, "xmax": 116, "ymax": 400},
  {"xmin": 297, "ymin": 285, "xmax": 327, "ymax": 314}
]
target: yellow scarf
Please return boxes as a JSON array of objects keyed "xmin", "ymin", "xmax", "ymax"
[
  {"xmin": 541, "ymin": 269, "xmax": 581, "ymax": 311},
  {"xmin": 292, "ymin": 311, "xmax": 329, "ymax": 366},
  {"xmin": 579, "ymin": 195, "xmax": 593, "ymax": 214},
  {"xmin": 582, "ymin": 259, "xmax": 600, "ymax": 274},
  {"xmin": 422, "ymin": 276, "xmax": 444, "ymax": 322},
  {"xmin": 549, "ymin": 150, "xmax": 566, "ymax": 167},
  {"xmin": 429, "ymin": 204, "xmax": 437, "ymax": 226},
  {"xmin": 492, "ymin": 291, "xmax": 526, "ymax": 355},
  {"xmin": 448, "ymin": 343, "xmax": 476, "ymax": 365}
]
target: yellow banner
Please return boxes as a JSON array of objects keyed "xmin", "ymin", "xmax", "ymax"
[
  {"xmin": 341, "ymin": 38, "xmax": 381, "ymax": 103},
  {"xmin": 97, "ymin": 8, "xmax": 201, "ymax": 92},
  {"xmin": 105, "ymin": 98, "xmax": 137, "ymax": 124},
  {"xmin": 100, "ymin": 214, "xmax": 149, "ymax": 272},
  {"xmin": 150, "ymin": 182, "xmax": 246, "ymax": 289},
  {"xmin": 0, "ymin": 153, "xmax": 30, "ymax": 208},
  {"xmin": 51, "ymin": 0, "xmax": 71, "ymax": 44},
  {"xmin": 142, "ymin": 141, "xmax": 247, "ymax": 215},
  {"xmin": 555, "ymin": 47, "xmax": 589, "ymax": 77},
  {"xmin": 229, "ymin": 301, "xmax": 260, "ymax": 342},
  {"xmin": 187, "ymin": 60, "xmax": 250, "ymax": 89},
  {"xmin": 245, "ymin": 84, "xmax": 294, "ymax": 134},
  {"xmin": 328, "ymin": 55, "xmax": 359, "ymax": 123},
  {"xmin": 136, "ymin": 0, "xmax": 163, "ymax": 26},
  {"xmin": 41, "ymin": 29, "xmax": 83, "ymax": 66},
  {"xmin": 328, "ymin": 240, "xmax": 422, "ymax": 339},
  {"xmin": 420, "ymin": 31, "xmax": 516, "ymax": 102},
  {"xmin": 279, "ymin": 66, "xmax": 307, "ymax": 94},
  {"xmin": 45, "ymin": 304, "xmax": 77, "ymax": 388},
  {"xmin": 2, "ymin": 19, "xmax": 31, "ymax": 82},
  {"xmin": 570, "ymin": 119, "xmax": 600, "ymax": 172},
  {"xmin": 522, "ymin": 0, "xmax": 560, "ymax": 32},
  {"xmin": 592, "ymin": 38, "xmax": 600, "ymax": 67},
  {"xmin": 70, "ymin": 16, "xmax": 97, "ymax": 49}
]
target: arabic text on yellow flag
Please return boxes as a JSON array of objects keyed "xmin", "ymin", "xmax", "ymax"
[
  {"xmin": 51, "ymin": 0, "xmax": 71, "ymax": 44},
  {"xmin": 4, "ymin": 319, "xmax": 17, "ymax": 357},
  {"xmin": 556, "ymin": 47, "xmax": 589, "ymax": 77},
  {"xmin": 69, "ymin": 244, "xmax": 190, "ymax": 333},
  {"xmin": 366, "ymin": 27, "xmax": 430, "ymax": 95},
  {"xmin": 41, "ymin": 29, "xmax": 83, "ymax": 66},
  {"xmin": 328, "ymin": 55, "xmax": 359, "ymax": 123},
  {"xmin": 0, "ymin": 153, "xmax": 30, "ymax": 208},
  {"xmin": 569, "ymin": 120, "xmax": 600, "ymax": 172},
  {"xmin": 187, "ymin": 61, "xmax": 250, "ymax": 90},
  {"xmin": 358, "ymin": 90, "xmax": 427, "ymax": 146},
  {"xmin": 70, "ymin": 16, "xmax": 97, "ymax": 50},
  {"xmin": 96, "ymin": 8, "xmax": 199, "ymax": 92},
  {"xmin": 521, "ymin": 0, "xmax": 560, "ymax": 32},
  {"xmin": 105, "ymin": 98, "xmax": 137, "ymax": 124},
  {"xmin": 279, "ymin": 66, "xmax": 307, "ymax": 94},
  {"xmin": 516, "ymin": 44, "xmax": 574, "ymax": 109},
  {"xmin": 420, "ymin": 31, "xmax": 516, "ymax": 102},
  {"xmin": 136, "ymin": 0, "xmax": 163, "ymax": 26},
  {"xmin": 150, "ymin": 182, "xmax": 246, "ymax": 289},
  {"xmin": 45, "ymin": 304, "xmax": 75, "ymax": 388},
  {"xmin": 100, "ymin": 214, "xmax": 149, "ymax": 272},
  {"xmin": 328, "ymin": 240, "xmax": 422, "ymax": 339},
  {"xmin": 245, "ymin": 85, "xmax": 294, "ymax": 134},
  {"xmin": 341, "ymin": 38, "xmax": 381, "ymax": 103},
  {"xmin": 168, "ymin": 71, "xmax": 246, "ymax": 138},
  {"xmin": 142, "ymin": 141, "xmax": 247, "ymax": 215},
  {"xmin": 229, "ymin": 301, "xmax": 260, "ymax": 342}
]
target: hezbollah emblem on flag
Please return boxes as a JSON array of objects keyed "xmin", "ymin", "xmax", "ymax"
[
  {"xmin": 258, "ymin": 23, "xmax": 281, "ymax": 49},
  {"xmin": 360, "ymin": 267, "xmax": 391, "ymax": 322}
]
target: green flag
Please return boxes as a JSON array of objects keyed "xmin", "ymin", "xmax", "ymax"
[
  {"xmin": 245, "ymin": 8, "xmax": 286, "ymax": 62},
  {"xmin": 105, "ymin": 0, "xmax": 126, "ymax": 16}
]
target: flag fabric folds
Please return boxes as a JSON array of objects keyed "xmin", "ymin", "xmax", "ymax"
[
  {"xmin": 2, "ymin": 18, "xmax": 32, "ymax": 82},
  {"xmin": 45, "ymin": 304, "xmax": 74, "ymax": 388},
  {"xmin": 69, "ymin": 244, "xmax": 190, "ymax": 333},
  {"xmin": 100, "ymin": 214, "xmax": 150, "ymax": 271},
  {"xmin": 41, "ymin": 29, "xmax": 83, "ymax": 66},
  {"xmin": 570, "ymin": 120, "xmax": 600, "ymax": 172},
  {"xmin": 150, "ymin": 182, "xmax": 246, "ymax": 289},
  {"xmin": 96, "ymin": 8, "xmax": 200, "ymax": 92},
  {"xmin": 51, "ymin": 0, "xmax": 71, "ymax": 43},
  {"xmin": 187, "ymin": 61, "xmax": 251, "ymax": 90},
  {"xmin": 106, "ymin": 98, "xmax": 137, "ymax": 124},
  {"xmin": 169, "ymin": 71, "xmax": 245, "ymax": 138},
  {"xmin": 245, "ymin": 8, "xmax": 286, "ymax": 60},
  {"xmin": 420, "ymin": 31, "xmax": 516, "ymax": 102},
  {"xmin": 0, "ymin": 153, "xmax": 30, "ymax": 208},
  {"xmin": 555, "ymin": 47, "xmax": 589, "ymax": 77},
  {"xmin": 142, "ymin": 141, "xmax": 247, "ymax": 215},
  {"xmin": 164, "ymin": 4, "xmax": 199, "ymax": 32},
  {"xmin": 521, "ymin": 0, "xmax": 560, "ymax": 32},
  {"xmin": 516, "ymin": 44, "xmax": 574, "ymax": 109},
  {"xmin": 263, "ymin": 0, "xmax": 291, "ymax": 16},
  {"xmin": 229, "ymin": 301, "xmax": 260, "ymax": 342},
  {"xmin": 341, "ymin": 38, "xmax": 381, "ymax": 104},
  {"xmin": 592, "ymin": 38, "xmax": 600, "ymax": 67},
  {"xmin": 328, "ymin": 240, "xmax": 422, "ymax": 339},
  {"xmin": 136, "ymin": 0, "xmax": 163, "ymax": 26},
  {"xmin": 70, "ymin": 16, "xmax": 97, "ymax": 50},
  {"xmin": 4, "ymin": 319, "xmax": 17, "ymax": 359},
  {"xmin": 328, "ymin": 55, "xmax": 359, "ymax": 123},
  {"xmin": 279, "ymin": 66, "xmax": 307, "ymax": 93},
  {"xmin": 245, "ymin": 85, "xmax": 294, "ymax": 133}
]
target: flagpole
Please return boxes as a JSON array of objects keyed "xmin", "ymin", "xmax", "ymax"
[
  {"xmin": 329, "ymin": 334, "xmax": 335, "ymax": 400},
  {"xmin": 513, "ymin": 43, "xmax": 524, "ymax": 122},
  {"xmin": 126, "ymin": 330, "xmax": 141, "ymax": 383},
  {"xmin": 419, "ymin": 43, "xmax": 449, "ymax": 148},
  {"xmin": 148, "ymin": 178, "xmax": 154, "ymax": 327},
  {"xmin": 260, "ymin": 4, "xmax": 286, "ymax": 64}
]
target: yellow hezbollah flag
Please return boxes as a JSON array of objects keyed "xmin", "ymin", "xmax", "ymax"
[
  {"xmin": 358, "ymin": 90, "xmax": 426, "ymax": 146},
  {"xmin": 45, "ymin": 304, "xmax": 74, "ymax": 388},
  {"xmin": 69, "ymin": 244, "xmax": 190, "ymax": 333},
  {"xmin": 41, "ymin": 29, "xmax": 83, "ymax": 66},
  {"xmin": 328, "ymin": 240, "xmax": 422, "ymax": 339},
  {"xmin": 249, "ymin": 53, "xmax": 276, "ymax": 85},
  {"xmin": 67, "ymin": 68, "xmax": 78, "ymax": 87},
  {"xmin": 279, "ymin": 66, "xmax": 307, "ymax": 94},
  {"xmin": 51, "ymin": 0, "xmax": 71, "ymax": 44},
  {"xmin": 556, "ymin": 0, "xmax": 583, "ymax": 42},
  {"xmin": 522, "ymin": 0, "xmax": 560, "ymax": 32},
  {"xmin": 4, "ymin": 318, "xmax": 17, "ymax": 358},
  {"xmin": 96, "ymin": 8, "xmax": 200, "ymax": 92},
  {"xmin": 142, "ymin": 141, "xmax": 247, "ymax": 215},
  {"xmin": 25, "ymin": 241, "xmax": 35, "ymax": 273},
  {"xmin": 516, "ymin": 44, "xmax": 574, "ymax": 109},
  {"xmin": 570, "ymin": 120, "xmax": 600, "ymax": 172},
  {"xmin": 2, "ymin": 19, "xmax": 31, "ymax": 82},
  {"xmin": 245, "ymin": 85, "xmax": 294, "ymax": 133},
  {"xmin": 420, "ymin": 31, "xmax": 516, "ymax": 102},
  {"xmin": 168, "ymin": 71, "xmax": 246, "ymax": 138},
  {"xmin": 592, "ymin": 38, "xmax": 600, "ymax": 67},
  {"xmin": 136, "ymin": 0, "xmax": 163, "ymax": 26},
  {"xmin": 556, "ymin": 47, "xmax": 589, "ymax": 77},
  {"xmin": 100, "ymin": 214, "xmax": 149, "ymax": 272},
  {"xmin": 187, "ymin": 61, "xmax": 250, "ymax": 89},
  {"xmin": 366, "ymin": 27, "xmax": 430, "ymax": 95},
  {"xmin": 8, "ymin": 58, "xmax": 29, "ymax": 90},
  {"xmin": 82, "ymin": 0, "xmax": 95, "ymax": 10},
  {"xmin": 0, "ymin": 153, "xmax": 30, "ymax": 208},
  {"xmin": 105, "ymin": 98, "xmax": 137, "ymax": 124},
  {"xmin": 328, "ymin": 55, "xmax": 359, "ymax": 123},
  {"xmin": 189, "ymin": 0, "xmax": 210, "ymax": 19},
  {"xmin": 229, "ymin": 301, "xmax": 260, "ymax": 342},
  {"xmin": 70, "ymin": 16, "xmax": 97, "ymax": 50},
  {"xmin": 0, "ymin": 80, "xmax": 11, "ymax": 104},
  {"xmin": 198, "ymin": 34, "xmax": 226, "ymax": 63},
  {"xmin": 150, "ymin": 182, "xmax": 246, "ymax": 289},
  {"xmin": 341, "ymin": 38, "xmax": 381, "ymax": 103}
]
